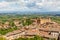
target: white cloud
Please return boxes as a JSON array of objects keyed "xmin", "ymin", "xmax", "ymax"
[
  {"xmin": 36, "ymin": 3, "xmax": 43, "ymax": 6},
  {"xmin": 0, "ymin": 1, "xmax": 9, "ymax": 7},
  {"xmin": 0, "ymin": 0, "xmax": 60, "ymax": 12}
]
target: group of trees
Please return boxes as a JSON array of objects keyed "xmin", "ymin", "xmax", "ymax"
[
  {"xmin": 22, "ymin": 19, "xmax": 33, "ymax": 26},
  {"xmin": 51, "ymin": 16, "xmax": 60, "ymax": 24},
  {"xmin": 15, "ymin": 35, "xmax": 44, "ymax": 40},
  {"xmin": 0, "ymin": 26, "xmax": 18, "ymax": 35},
  {"xmin": 0, "ymin": 35, "xmax": 56, "ymax": 40},
  {"xmin": 0, "ymin": 17, "xmax": 33, "ymax": 35}
]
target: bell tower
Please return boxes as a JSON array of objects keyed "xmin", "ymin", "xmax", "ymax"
[{"xmin": 37, "ymin": 18, "xmax": 41, "ymax": 25}]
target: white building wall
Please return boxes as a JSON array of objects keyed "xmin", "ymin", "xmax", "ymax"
[{"xmin": 51, "ymin": 32, "xmax": 59, "ymax": 37}]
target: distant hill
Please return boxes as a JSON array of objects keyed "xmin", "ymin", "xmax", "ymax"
[
  {"xmin": 0, "ymin": 11, "xmax": 60, "ymax": 16},
  {"xmin": 55, "ymin": 14, "xmax": 60, "ymax": 16}
]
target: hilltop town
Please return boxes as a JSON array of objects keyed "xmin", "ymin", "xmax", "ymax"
[{"xmin": 0, "ymin": 16, "xmax": 60, "ymax": 40}]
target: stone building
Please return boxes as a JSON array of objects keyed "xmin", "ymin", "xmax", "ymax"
[
  {"xmin": 3, "ymin": 21, "xmax": 11, "ymax": 29},
  {"xmin": 13, "ymin": 19, "xmax": 21, "ymax": 27},
  {"xmin": 31, "ymin": 17, "xmax": 51, "ymax": 25},
  {"xmin": 3, "ymin": 17, "xmax": 60, "ymax": 40},
  {"xmin": 40, "ymin": 17, "xmax": 51, "ymax": 24},
  {"xmin": 0, "ymin": 23, "xmax": 3, "ymax": 29}
]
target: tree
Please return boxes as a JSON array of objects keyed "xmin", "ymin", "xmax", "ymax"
[
  {"xmin": 34, "ymin": 35, "xmax": 44, "ymax": 40},
  {"xmin": 22, "ymin": 19, "xmax": 33, "ymax": 26},
  {"xmin": 15, "ymin": 35, "xmax": 44, "ymax": 40}
]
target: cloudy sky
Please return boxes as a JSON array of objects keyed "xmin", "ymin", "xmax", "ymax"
[{"xmin": 0, "ymin": 0, "xmax": 60, "ymax": 12}]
